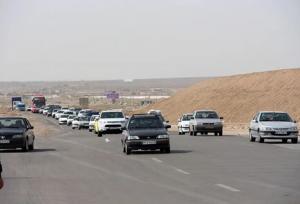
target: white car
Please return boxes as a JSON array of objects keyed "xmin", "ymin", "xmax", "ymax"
[
  {"xmin": 55, "ymin": 110, "xmax": 65, "ymax": 120},
  {"xmin": 177, "ymin": 113, "xmax": 193, "ymax": 135},
  {"xmin": 96, "ymin": 110, "xmax": 126, "ymax": 136},
  {"xmin": 89, "ymin": 115, "xmax": 99, "ymax": 132},
  {"xmin": 59, "ymin": 114, "xmax": 69, "ymax": 125},
  {"xmin": 189, "ymin": 110, "xmax": 223, "ymax": 136},
  {"xmin": 78, "ymin": 109, "xmax": 92, "ymax": 117},
  {"xmin": 67, "ymin": 115, "xmax": 76, "ymax": 126},
  {"xmin": 72, "ymin": 117, "xmax": 80, "ymax": 129},
  {"xmin": 249, "ymin": 111, "xmax": 298, "ymax": 143}
]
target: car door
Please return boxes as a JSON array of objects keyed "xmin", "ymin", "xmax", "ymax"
[
  {"xmin": 25, "ymin": 119, "xmax": 34, "ymax": 144},
  {"xmin": 250, "ymin": 113, "xmax": 259, "ymax": 137}
]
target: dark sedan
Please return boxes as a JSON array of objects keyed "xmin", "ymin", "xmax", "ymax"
[
  {"xmin": 121, "ymin": 114, "xmax": 171, "ymax": 155},
  {"xmin": 0, "ymin": 117, "xmax": 35, "ymax": 152}
]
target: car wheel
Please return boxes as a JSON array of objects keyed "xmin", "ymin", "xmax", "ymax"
[
  {"xmin": 259, "ymin": 136, "xmax": 264, "ymax": 143},
  {"xmin": 165, "ymin": 147, "xmax": 171, "ymax": 153},
  {"xmin": 282, "ymin": 139, "xmax": 288, "ymax": 143},
  {"xmin": 219, "ymin": 131, "xmax": 223, "ymax": 136},
  {"xmin": 182, "ymin": 132, "xmax": 185, "ymax": 135},
  {"xmin": 249, "ymin": 132, "xmax": 255, "ymax": 142},
  {"xmin": 72, "ymin": 127, "xmax": 75, "ymax": 129},
  {"xmin": 193, "ymin": 127, "xmax": 197, "ymax": 136},
  {"xmin": 78, "ymin": 126, "xmax": 81, "ymax": 130},
  {"xmin": 98, "ymin": 131, "xmax": 102, "ymax": 137},
  {"xmin": 89, "ymin": 129, "xmax": 92, "ymax": 132},
  {"xmin": 291, "ymin": 138, "xmax": 298, "ymax": 144},
  {"xmin": 214, "ymin": 132, "xmax": 218, "ymax": 136},
  {"xmin": 29, "ymin": 141, "xmax": 34, "ymax": 151},
  {"xmin": 189, "ymin": 129, "xmax": 193, "ymax": 136},
  {"xmin": 22, "ymin": 139, "xmax": 29, "ymax": 152},
  {"xmin": 125, "ymin": 144, "xmax": 131, "ymax": 155}
]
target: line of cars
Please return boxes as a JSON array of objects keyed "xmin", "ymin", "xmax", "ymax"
[
  {"xmin": 177, "ymin": 110, "xmax": 298, "ymax": 143},
  {"xmin": 37, "ymin": 107, "xmax": 172, "ymax": 154}
]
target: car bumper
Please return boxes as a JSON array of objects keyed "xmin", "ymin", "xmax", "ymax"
[
  {"xmin": 0, "ymin": 138, "xmax": 24, "ymax": 149},
  {"xmin": 126, "ymin": 139, "xmax": 170, "ymax": 150},
  {"xmin": 195, "ymin": 125, "xmax": 223, "ymax": 132},
  {"xmin": 259, "ymin": 131, "xmax": 298, "ymax": 139},
  {"xmin": 180, "ymin": 127, "xmax": 190, "ymax": 133}
]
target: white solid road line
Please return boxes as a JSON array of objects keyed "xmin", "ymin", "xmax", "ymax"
[
  {"xmin": 175, "ymin": 168, "xmax": 191, "ymax": 175},
  {"xmin": 105, "ymin": 138, "xmax": 111, "ymax": 143},
  {"xmin": 152, "ymin": 158, "xmax": 163, "ymax": 163},
  {"xmin": 216, "ymin": 184, "xmax": 241, "ymax": 192}
]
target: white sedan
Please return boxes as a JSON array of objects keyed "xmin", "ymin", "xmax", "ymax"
[{"xmin": 249, "ymin": 111, "xmax": 298, "ymax": 143}]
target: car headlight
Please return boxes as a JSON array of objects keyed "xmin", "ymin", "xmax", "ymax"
[
  {"xmin": 261, "ymin": 126, "xmax": 273, "ymax": 131},
  {"xmin": 157, "ymin": 135, "xmax": 169, "ymax": 139},
  {"xmin": 128, "ymin": 136, "xmax": 140, "ymax": 140},
  {"xmin": 13, "ymin": 134, "xmax": 24, "ymax": 139},
  {"xmin": 289, "ymin": 127, "xmax": 298, "ymax": 131}
]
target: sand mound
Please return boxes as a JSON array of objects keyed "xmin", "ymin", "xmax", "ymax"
[{"xmin": 138, "ymin": 68, "xmax": 300, "ymax": 124}]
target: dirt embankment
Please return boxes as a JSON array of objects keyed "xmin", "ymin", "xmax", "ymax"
[{"xmin": 137, "ymin": 68, "xmax": 300, "ymax": 129}]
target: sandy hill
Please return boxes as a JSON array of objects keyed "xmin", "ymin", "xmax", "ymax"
[{"xmin": 138, "ymin": 68, "xmax": 300, "ymax": 124}]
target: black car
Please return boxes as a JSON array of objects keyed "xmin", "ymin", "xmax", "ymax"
[
  {"xmin": 0, "ymin": 117, "xmax": 35, "ymax": 152},
  {"xmin": 121, "ymin": 114, "xmax": 171, "ymax": 155}
]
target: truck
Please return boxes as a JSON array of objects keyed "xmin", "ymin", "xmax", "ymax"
[
  {"xmin": 11, "ymin": 96, "xmax": 22, "ymax": 110},
  {"xmin": 31, "ymin": 95, "xmax": 46, "ymax": 113}
]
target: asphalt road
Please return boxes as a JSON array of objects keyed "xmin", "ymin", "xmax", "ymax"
[{"xmin": 1, "ymin": 114, "xmax": 300, "ymax": 204}]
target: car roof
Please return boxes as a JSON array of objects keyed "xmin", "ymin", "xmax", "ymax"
[
  {"xmin": 131, "ymin": 114, "xmax": 159, "ymax": 119},
  {"xmin": 259, "ymin": 111, "xmax": 288, "ymax": 114},
  {"xmin": 194, "ymin": 110, "xmax": 217, "ymax": 112},
  {"xmin": 0, "ymin": 117, "xmax": 26, "ymax": 120},
  {"xmin": 102, "ymin": 110, "xmax": 123, "ymax": 113}
]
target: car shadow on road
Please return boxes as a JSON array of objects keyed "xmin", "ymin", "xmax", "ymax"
[
  {"xmin": 131, "ymin": 149, "xmax": 193, "ymax": 155},
  {"xmin": 0, "ymin": 148, "xmax": 56, "ymax": 153}
]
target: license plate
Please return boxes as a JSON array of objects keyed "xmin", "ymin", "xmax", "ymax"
[
  {"xmin": 142, "ymin": 140, "xmax": 156, "ymax": 145},
  {"xmin": 0, "ymin": 140, "xmax": 10, "ymax": 144},
  {"xmin": 276, "ymin": 131, "xmax": 287, "ymax": 135}
]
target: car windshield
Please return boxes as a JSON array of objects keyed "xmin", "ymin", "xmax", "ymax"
[
  {"xmin": 79, "ymin": 117, "xmax": 89, "ymax": 121},
  {"xmin": 101, "ymin": 112, "xmax": 124, "ymax": 118},
  {"xmin": 68, "ymin": 115, "xmax": 76, "ymax": 119},
  {"xmin": 61, "ymin": 115, "xmax": 69, "ymax": 118},
  {"xmin": 128, "ymin": 117, "xmax": 164, "ymax": 129},
  {"xmin": 58, "ymin": 111, "xmax": 64, "ymax": 113},
  {"xmin": 259, "ymin": 113, "xmax": 293, "ymax": 122},
  {"xmin": 0, "ymin": 118, "xmax": 26, "ymax": 128},
  {"xmin": 195, "ymin": 111, "xmax": 219, "ymax": 119},
  {"xmin": 182, "ymin": 115, "xmax": 193, "ymax": 121}
]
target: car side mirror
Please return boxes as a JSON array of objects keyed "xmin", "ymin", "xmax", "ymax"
[
  {"xmin": 165, "ymin": 124, "xmax": 171, "ymax": 129},
  {"xmin": 166, "ymin": 120, "xmax": 169, "ymax": 123},
  {"xmin": 29, "ymin": 126, "xmax": 34, "ymax": 129},
  {"xmin": 220, "ymin": 117, "xmax": 224, "ymax": 120}
]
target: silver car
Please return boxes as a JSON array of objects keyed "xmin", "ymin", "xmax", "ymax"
[
  {"xmin": 249, "ymin": 111, "xmax": 298, "ymax": 143},
  {"xmin": 189, "ymin": 110, "xmax": 223, "ymax": 136}
]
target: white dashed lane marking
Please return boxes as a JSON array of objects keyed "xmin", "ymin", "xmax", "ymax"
[
  {"xmin": 152, "ymin": 158, "xmax": 163, "ymax": 163},
  {"xmin": 216, "ymin": 184, "xmax": 240, "ymax": 192}
]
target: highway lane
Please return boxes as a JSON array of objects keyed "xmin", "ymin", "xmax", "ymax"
[{"xmin": 0, "ymin": 114, "xmax": 300, "ymax": 204}]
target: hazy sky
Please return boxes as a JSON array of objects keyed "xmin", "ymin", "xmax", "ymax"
[{"xmin": 0, "ymin": 0, "xmax": 300, "ymax": 81}]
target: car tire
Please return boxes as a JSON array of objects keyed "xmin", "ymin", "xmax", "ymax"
[
  {"xmin": 29, "ymin": 141, "xmax": 34, "ymax": 151},
  {"xmin": 125, "ymin": 144, "xmax": 131, "ymax": 155},
  {"xmin": 249, "ymin": 132, "xmax": 255, "ymax": 142},
  {"xmin": 282, "ymin": 139, "xmax": 288, "ymax": 143},
  {"xmin": 22, "ymin": 139, "xmax": 29, "ymax": 152},
  {"xmin": 219, "ymin": 131, "xmax": 223, "ymax": 136},
  {"xmin": 259, "ymin": 136, "xmax": 264, "ymax": 143},
  {"xmin": 193, "ymin": 127, "xmax": 197, "ymax": 136},
  {"xmin": 182, "ymin": 132, "xmax": 185, "ymax": 135},
  {"xmin": 291, "ymin": 138, "xmax": 298, "ymax": 144},
  {"xmin": 98, "ymin": 131, "xmax": 102, "ymax": 137},
  {"xmin": 189, "ymin": 127, "xmax": 193, "ymax": 136},
  {"xmin": 89, "ymin": 129, "xmax": 92, "ymax": 132},
  {"xmin": 165, "ymin": 147, "xmax": 171, "ymax": 153},
  {"xmin": 78, "ymin": 126, "xmax": 81, "ymax": 130}
]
